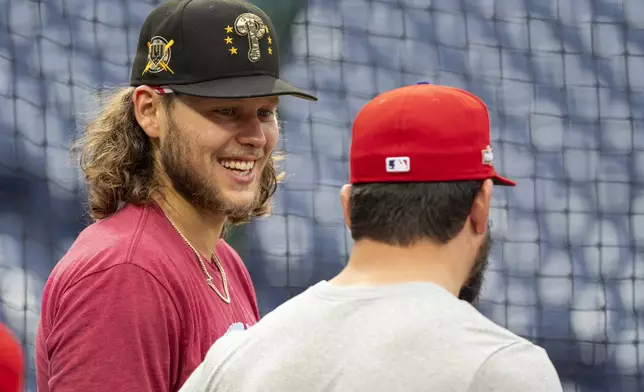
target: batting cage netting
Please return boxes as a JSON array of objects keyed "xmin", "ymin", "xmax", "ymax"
[{"xmin": 1, "ymin": 0, "xmax": 643, "ymax": 391}]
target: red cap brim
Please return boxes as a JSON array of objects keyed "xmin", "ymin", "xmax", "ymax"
[{"xmin": 492, "ymin": 175, "xmax": 516, "ymax": 186}]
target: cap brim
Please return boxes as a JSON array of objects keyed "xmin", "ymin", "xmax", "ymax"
[
  {"xmin": 168, "ymin": 75, "xmax": 317, "ymax": 101},
  {"xmin": 492, "ymin": 174, "xmax": 516, "ymax": 186}
]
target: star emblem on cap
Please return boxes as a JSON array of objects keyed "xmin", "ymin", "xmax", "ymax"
[{"xmin": 224, "ymin": 25, "xmax": 237, "ymax": 56}]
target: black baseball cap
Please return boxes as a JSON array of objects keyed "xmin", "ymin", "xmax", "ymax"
[{"xmin": 130, "ymin": 0, "xmax": 317, "ymax": 101}]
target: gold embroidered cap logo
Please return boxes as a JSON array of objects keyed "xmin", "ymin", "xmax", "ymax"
[
  {"xmin": 224, "ymin": 13, "xmax": 271, "ymax": 62},
  {"xmin": 142, "ymin": 36, "xmax": 174, "ymax": 75}
]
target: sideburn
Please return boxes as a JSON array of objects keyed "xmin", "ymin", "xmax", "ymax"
[{"xmin": 160, "ymin": 114, "xmax": 222, "ymax": 212}]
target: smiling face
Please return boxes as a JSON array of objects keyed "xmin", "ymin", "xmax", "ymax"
[{"xmin": 158, "ymin": 94, "xmax": 280, "ymax": 217}]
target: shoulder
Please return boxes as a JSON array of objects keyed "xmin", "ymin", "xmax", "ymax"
[
  {"xmin": 201, "ymin": 329, "xmax": 248, "ymax": 371},
  {"xmin": 399, "ymin": 286, "xmax": 530, "ymax": 349},
  {"xmin": 177, "ymin": 329, "xmax": 247, "ymax": 391},
  {"xmin": 469, "ymin": 341, "xmax": 562, "ymax": 392},
  {"xmin": 44, "ymin": 204, "xmax": 183, "ymax": 304},
  {"xmin": 442, "ymin": 298, "xmax": 535, "ymax": 348},
  {"xmin": 38, "ymin": 262, "xmax": 183, "ymax": 348},
  {"xmin": 47, "ymin": 262, "xmax": 183, "ymax": 330},
  {"xmin": 402, "ymin": 287, "xmax": 544, "ymax": 365}
]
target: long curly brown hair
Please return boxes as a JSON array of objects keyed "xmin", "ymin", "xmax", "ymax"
[{"xmin": 72, "ymin": 87, "xmax": 284, "ymax": 226}]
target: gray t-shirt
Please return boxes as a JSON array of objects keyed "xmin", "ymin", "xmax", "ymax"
[{"xmin": 180, "ymin": 281, "xmax": 563, "ymax": 392}]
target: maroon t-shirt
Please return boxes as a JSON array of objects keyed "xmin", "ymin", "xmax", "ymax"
[{"xmin": 35, "ymin": 203, "xmax": 259, "ymax": 392}]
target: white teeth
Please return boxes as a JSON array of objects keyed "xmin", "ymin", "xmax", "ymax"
[
  {"xmin": 219, "ymin": 159, "xmax": 255, "ymax": 171},
  {"xmin": 233, "ymin": 170, "xmax": 250, "ymax": 177}
]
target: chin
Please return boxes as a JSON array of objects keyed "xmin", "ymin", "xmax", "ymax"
[
  {"xmin": 220, "ymin": 184, "xmax": 260, "ymax": 207},
  {"xmin": 227, "ymin": 189, "xmax": 258, "ymax": 205}
]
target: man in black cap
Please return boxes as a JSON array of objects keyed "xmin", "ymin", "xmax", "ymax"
[{"xmin": 35, "ymin": 1, "xmax": 316, "ymax": 391}]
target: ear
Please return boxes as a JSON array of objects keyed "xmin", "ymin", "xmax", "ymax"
[
  {"xmin": 340, "ymin": 184, "xmax": 352, "ymax": 230},
  {"xmin": 469, "ymin": 179, "xmax": 493, "ymax": 235},
  {"xmin": 132, "ymin": 85, "xmax": 164, "ymax": 139}
]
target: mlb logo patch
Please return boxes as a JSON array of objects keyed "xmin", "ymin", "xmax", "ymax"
[{"xmin": 386, "ymin": 157, "xmax": 410, "ymax": 173}]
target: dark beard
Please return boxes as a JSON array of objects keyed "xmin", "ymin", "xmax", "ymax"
[
  {"xmin": 160, "ymin": 117, "xmax": 259, "ymax": 217},
  {"xmin": 458, "ymin": 231, "xmax": 491, "ymax": 304}
]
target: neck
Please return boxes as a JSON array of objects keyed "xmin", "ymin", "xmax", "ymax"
[
  {"xmin": 154, "ymin": 187, "xmax": 226, "ymax": 257},
  {"xmin": 330, "ymin": 238, "xmax": 471, "ymax": 297}
]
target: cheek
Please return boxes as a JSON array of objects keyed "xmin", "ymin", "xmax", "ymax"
[
  {"xmin": 179, "ymin": 138, "xmax": 214, "ymax": 172},
  {"xmin": 191, "ymin": 133, "xmax": 225, "ymax": 163},
  {"xmin": 263, "ymin": 122, "xmax": 279, "ymax": 150}
]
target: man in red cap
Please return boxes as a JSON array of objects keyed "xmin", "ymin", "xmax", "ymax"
[
  {"xmin": 0, "ymin": 323, "xmax": 23, "ymax": 392},
  {"xmin": 178, "ymin": 83, "xmax": 563, "ymax": 392}
]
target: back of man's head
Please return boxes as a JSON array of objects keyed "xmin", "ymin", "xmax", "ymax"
[
  {"xmin": 345, "ymin": 83, "xmax": 515, "ymax": 247},
  {"xmin": 340, "ymin": 83, "xmax": 515, "ymax": 303},
  {"xmin": 349, "ymin": 181, "xmax": 484, "ymax": 247}
]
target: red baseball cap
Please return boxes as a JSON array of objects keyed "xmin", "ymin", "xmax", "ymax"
[{"xmin": 349, "ymin": 83, "xmax": 515, "ymax": 186}]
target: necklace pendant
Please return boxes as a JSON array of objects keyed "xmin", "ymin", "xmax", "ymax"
[{"xmin": 207, "ymin": 280, "xmax": 231, "ymax": 304}]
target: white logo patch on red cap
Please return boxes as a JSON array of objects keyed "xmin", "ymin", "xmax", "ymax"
[
  {"xmin": 386, "ymin": 157, "xmax": 410, "ymax": 173},
  {"xmin": 482, "ymin": 145, "xmax": 494, "ymax": 166}
]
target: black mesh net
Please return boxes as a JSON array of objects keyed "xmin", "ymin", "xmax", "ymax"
[{"xmin": 1, "ymin": 0, "xmax": 643, "ymax": 391}]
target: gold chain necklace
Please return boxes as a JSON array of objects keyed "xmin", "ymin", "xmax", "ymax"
[{"xmin": 162, "ymin": 209, "xmax": 231, "ymax": 304}]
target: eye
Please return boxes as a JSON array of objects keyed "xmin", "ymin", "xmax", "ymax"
[
  {"xmin": 258, "ymin": 108, "xmax": 276, "ymax": 119},
  {"xmin": 212, "ymin": 108, "xmax": 236, "ymax": 117}
]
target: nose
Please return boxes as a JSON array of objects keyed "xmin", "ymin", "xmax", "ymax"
[{"xmin": 236, "ymin": 116, "xmax": 267, "ymax": 149}]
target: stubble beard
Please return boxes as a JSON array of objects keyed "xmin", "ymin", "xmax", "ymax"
[{"xmin": 159, "ymin": 119, "xmax": 261, "ymax": 218}]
